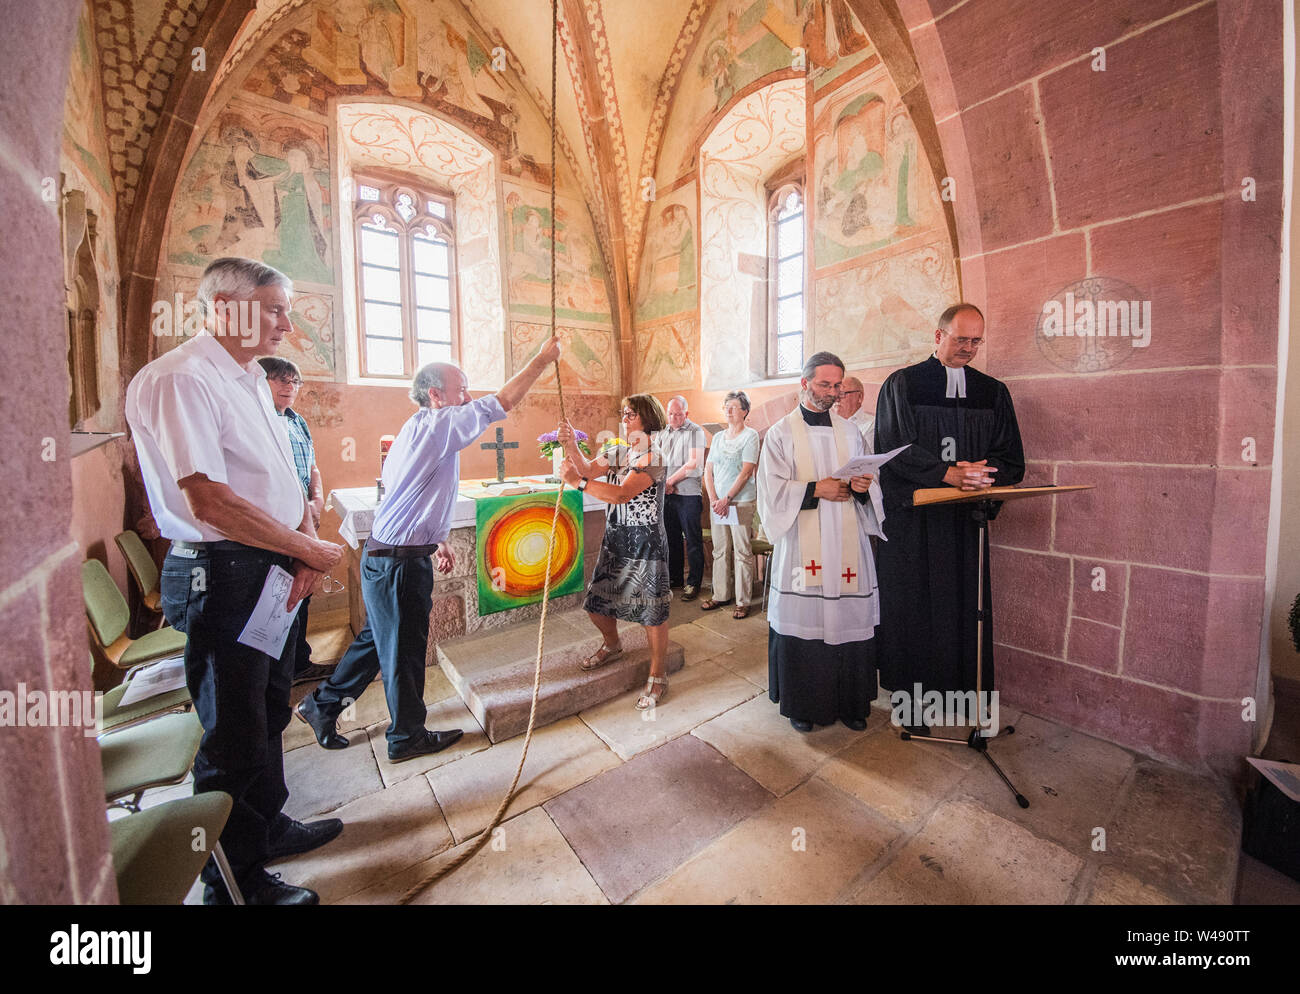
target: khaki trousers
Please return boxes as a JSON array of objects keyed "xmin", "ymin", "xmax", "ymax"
[{"xmin": 711, "ymin": 501, "xmax": 756, "ymax": 606}]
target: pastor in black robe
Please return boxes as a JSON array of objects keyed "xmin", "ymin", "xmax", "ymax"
[{"xmin": 873, "ymin": 355, "xmax": 1025, "ymax": 695}]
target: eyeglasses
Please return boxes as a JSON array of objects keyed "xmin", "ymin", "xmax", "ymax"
[
  {"xmin": 841, "ymin": 390, "xmax": 862, "ymax": 396},
  {"xmin": 621, "ymin": 409, "xmax": 639, "ymax": 419},
  {"xmin": 949, "ymin": 337, "xmax": 984, "ymax": 348},
  {"xmin": 275, "ymin": 377, "xmax": 303, "ymax": 386}
]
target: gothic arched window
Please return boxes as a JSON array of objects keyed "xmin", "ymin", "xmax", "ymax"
[
  {"xmin": 767, "ymin": 175, "xmax": 806, "ymax": 378},
  {"xmin": 353, "ymin": 176, "xmax": 459, "ymax": 379}
]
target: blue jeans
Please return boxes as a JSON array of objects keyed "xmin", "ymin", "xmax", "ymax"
[
  {"xmin": 160, "ymin": 543, "xmax": 298, "ymax": 889},
  {"xmin": 664, "ymin": 493, "xmax": 704, "ymax": 587},
  {"xmin": 310, "ymin": 552, "xmax": 434, "ymax": 749}
]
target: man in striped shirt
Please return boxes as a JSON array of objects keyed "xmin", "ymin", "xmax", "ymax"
[{"xmin": 260, "ymin": 357, "xmax": 335, "ymax": 685}]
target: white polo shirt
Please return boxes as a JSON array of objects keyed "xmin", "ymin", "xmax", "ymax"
[{"xmin": 125, "ymin": 332, "xmax": 307, "ymax": 542}]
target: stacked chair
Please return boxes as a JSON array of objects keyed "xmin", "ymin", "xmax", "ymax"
[{"xmin": 82, "ymin": 544, "xmax": 243, "ymax": 903}]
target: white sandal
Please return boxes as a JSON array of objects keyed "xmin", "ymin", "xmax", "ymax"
[
  {"xmin": 582, "ymin": 641, "xmax": 622, "ymax": 671},
  {"xmin": 635, "ymin": 675, "xmax": 669, "ymax": 710}
]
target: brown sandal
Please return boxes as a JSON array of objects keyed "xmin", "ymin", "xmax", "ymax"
[
  {"xmin": 732, "ymin": 605, "xmax": 749, "ymax": 619},
  {"xmin": 700, "ymin": 598, "xmax": 732, "ymax": 611}
]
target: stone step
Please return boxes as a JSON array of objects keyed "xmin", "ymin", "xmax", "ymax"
[{"xmin": 437, "ymin": 608, "xmax": 685, "ymax": 743}]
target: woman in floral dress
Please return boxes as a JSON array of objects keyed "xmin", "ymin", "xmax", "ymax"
[{"xmin": 558, "ymin": 394, "xmax": 672, "ymax": 710}]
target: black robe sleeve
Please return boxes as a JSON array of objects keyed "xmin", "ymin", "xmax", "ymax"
[
  {"xmin": 984, "ymin": 383, "xmax": 1026, "ymax": 487},
  {"xmin": 874, "ymin": 370, "xmax": 950, "ymax": 499}
]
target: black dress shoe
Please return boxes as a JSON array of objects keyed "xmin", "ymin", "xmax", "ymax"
[
  {"xmin": 680, "ymin": 585, "xmax": 699, "ymax": 602},
  {"xmin": 387, "ymin": 728, "xmax": 464, "ymax": 763},
  {"xmin": 268, "ymin": 816, "xmax": 344, "ymax": 860},
  {"xmin": 204, "ymin": 870, "xmax": 319, "ymax": 906},
  {"xmin": 842, "ymin": 717, "xmax": 868, "ymax": 731},
  {"xmin": 294, "ymin": 695, "xmax": 349, "ymax": 750},
  {"xmin": 790, "ymin": 718, "xmax": 814, "ymax": 733}
]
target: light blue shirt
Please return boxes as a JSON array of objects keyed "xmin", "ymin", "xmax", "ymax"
[
  {"xmin": 707, "ymin": 426, "xmax": 760, "ymax": 503},
  {"xmin": 371, "ymin": 395, "xmax": 507, "ymax": 546}
]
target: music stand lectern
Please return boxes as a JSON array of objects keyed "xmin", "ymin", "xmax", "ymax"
[{"xmin": 899, "ymin": 484, "xmax": 1092, "ymax": 808}]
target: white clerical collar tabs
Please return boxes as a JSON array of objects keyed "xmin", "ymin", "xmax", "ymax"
[{"xmin": 944, "ymin": 363, "xmax": 967, "ymax": 399}]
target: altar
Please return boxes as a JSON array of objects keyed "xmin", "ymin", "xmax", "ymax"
[{"xmin": 328, "ymin": 479, "xmax": 606, "ymax": 646}]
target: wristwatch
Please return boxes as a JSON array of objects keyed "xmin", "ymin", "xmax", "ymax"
[{"xmin": 578, "ymin": 478, "xmax": 588, "ymax": 492}]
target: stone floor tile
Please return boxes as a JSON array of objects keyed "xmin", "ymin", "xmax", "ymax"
[
  {"xmin": 370, "ymin": 694, "xmax": 490, "ymax": 788},
  {"xmin": 427, "ymin": 716, "xmax": 621, "ymax": 844},
  {"xmin": 1085, "ymin": 866, "xmax": 1179, "ymax": 905},
  {"xmin": 666, "ymin": 621, "xmax": 738, "ymax": 664},
  {"xmin": 341, "ymin": 807, "xmax": 607, "ymax": 905},
  {"xmin": 952, "ymin": 713, "xmax": 1135, "ymax": 852},
  {"xmin": 544, "ymin": 735, "xmax": 773, "ymax": 903},
  {"xmin": 707, "ymin": 644, "xmax": 769, "ymax": 690},
  {"xmin": 844, "ymin": 799, "xmax": 1084, "ymax": 904},
  {"xmin": 634, "ymin": 776, "xmax": 898, "ymax": 904},
  {"xmin": 692, "ymin": 605, "xmax": 771, "ymax": 646},
  {"xmin": 578, "ymin": 659, "xmax": 762, "ymax": 760},
  {"xmin": 816, "ymin": 725, "xmax": 971, "ymax": 826},
  {"xmin": 283, "ymin": 724, "xmax": 384, "ymax": 819},
  {"xmin": 692, "ymin": 693, "xmax": 867, "ymax": 795},
  {"xmin": 1107, "ymin": 761, "xmax": 1241, "ymax": 903},
  {"xmin": 270, "ymin": 775, "xmax": 453, "ymax": 904}
]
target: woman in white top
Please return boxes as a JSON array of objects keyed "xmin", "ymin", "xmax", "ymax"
[{"xmin": 702, "ymin": 390, "xmax": 761, "ymax": 619}]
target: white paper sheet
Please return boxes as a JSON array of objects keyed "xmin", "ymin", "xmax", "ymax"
[
  {"xmin": 832, "ymin": 443, "xmax": 910, "ymax": 481},
  {"xmin": 710, "ymin": 504, "xmax": 739, "ymax": 527},
  {"xmin": 117, "ymin": 654, "xmax": 188, "ymax": 708},
  {"xmin": 1246, "ymin": 757, "xmax": 1300, "ymax": 803},
  {"xmin": 237, "ymin": 564, "xmax": 302, "ymax": 658}
]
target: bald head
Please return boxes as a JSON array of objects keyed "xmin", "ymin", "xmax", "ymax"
[
  {"xmin": 836, "ymin": 375, "xmax": 865, "ymax": 419},
  {"xmin": 666, "ymin": 395, "xmax": 688, "ymax": 429},
  {"xmin": 410, "ymin": 361, "xmax": 470, "ymax": 409}
]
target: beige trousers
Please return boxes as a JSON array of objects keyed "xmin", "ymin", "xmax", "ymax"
[{"xmin": 711, "ymin": 501, "xmax": 756, "ymax": 606}]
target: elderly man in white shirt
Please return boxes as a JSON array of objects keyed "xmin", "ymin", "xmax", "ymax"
[{"xmin": 126, "ymin": 257, "xmax": 344, "ymax": 906}]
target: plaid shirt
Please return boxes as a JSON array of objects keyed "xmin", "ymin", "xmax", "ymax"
[{"xmin": 281, "ymin": 407, "xmax": 315, "ymax": 498}]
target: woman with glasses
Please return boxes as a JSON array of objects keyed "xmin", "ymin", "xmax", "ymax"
[
  {"xmin": 701, "ymin": 390, "xmax": 760, "ymax": 619},
  {"xmin": 558, "ymin": 395, "xmax": 673, "ymax": 710}
]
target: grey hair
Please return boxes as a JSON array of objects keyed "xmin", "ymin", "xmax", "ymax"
[
  {"xmin": 938, "ymin": 303, "xmax": 984, "ymax": 331},
  {"xmin": 801, "ymin": 351, "xmax": 845, "ymax": 381},
  {"xmin": 410, "ymin": 361, "xmax": 462, "ymax": 408},
  {"xmin": 669, "ymin": 395, "xmax": 689, "ymax": 412},
  {"xmin": 723, "ymin": 390, "xmax": 750, "ymax": 414},
  {"xmin": 197, "ymin": 257, "xmax": 293, "ymax": 315}
]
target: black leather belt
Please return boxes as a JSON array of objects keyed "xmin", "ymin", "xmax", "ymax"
[
  {"xmin": 170, "ymin": 540, "xmax": 254, "ymax": 554},
  {"xmin": 364, "ymin": 540, "xmax": 439, "ymax": 559}
]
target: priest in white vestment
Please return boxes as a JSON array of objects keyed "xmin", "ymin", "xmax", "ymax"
[{"xmin": 758, "ymin": 352, "xmax": 885, "ymax": 733}]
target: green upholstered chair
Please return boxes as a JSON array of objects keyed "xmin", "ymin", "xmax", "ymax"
[
  {"xmin": 89, "ymin": 650, "xmax": 191, "ymax": 734},
  {"xmin": 82, "ymin": 559, "xmax": 186, "ymax": 671},
  {"xmin": 114, "ymin": 529, "xmax": 162, "ymax": 614},
  {"xmin": 110, "ymin": 793, "xmax": 234, "ymax": 905},
  {"xmin": 100, "ymin": 710, "xmax": 204, "ymax": 813}
]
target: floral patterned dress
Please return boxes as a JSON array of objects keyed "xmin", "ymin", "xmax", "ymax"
[{"xmin": 582, "ymin": 447, "xmax": 671, "ymax": 626}]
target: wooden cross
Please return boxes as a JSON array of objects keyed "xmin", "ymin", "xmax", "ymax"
[
  {"xmin": 480, "ymin": 427, "xmax": 518, "ymax": 482},
  {"xmin": 805, "ymin": 560, "xmax": 821, "ymax": 577},
  {"xmin": 843, "ymin": 567, "xmax": 856, "ymax": 583}
]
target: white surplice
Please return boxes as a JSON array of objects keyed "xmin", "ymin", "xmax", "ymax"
[{"xmin": 757, "ymin": 409, "xmax": 885, "ymax": 646}]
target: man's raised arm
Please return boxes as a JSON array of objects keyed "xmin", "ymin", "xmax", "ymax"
[{"xmin": 496, "ymin": 337, "xmax": 562, "ymax": 412}]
